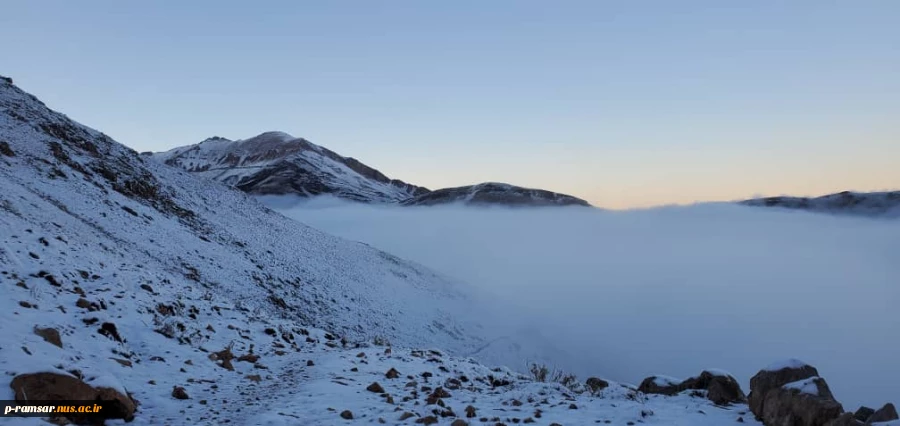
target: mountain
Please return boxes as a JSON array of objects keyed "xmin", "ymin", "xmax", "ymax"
[
  {"xmin": 0, "ymin": 75, "xmax": 512, "ymax": 421},
  {"xmin": 740, "ymin": 190, "xmax": 900, "ymax": 217},
  {"xmin": 151, "ymin": 136, "xmax": 592, "ymax": 207},
  {"xmin": 402, "ymin": 182, "xmax": 591, "ymax": 207},
  {"xmin": 3, "ymin": 76, "xmax": 891, "ymax": 425},
  {"xmin": 150, "ymin": 132, "xmax": 427, "ymax": 203}
]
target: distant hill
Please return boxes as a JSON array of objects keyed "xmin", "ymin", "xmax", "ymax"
[{"xmin": 740, "ymin": 190, "xmax": 900, "ymax": 217}]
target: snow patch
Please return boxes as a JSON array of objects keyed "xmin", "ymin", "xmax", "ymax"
[{"xmin": 764, "ymin": 359, "xmax": 810, "ymax": 372}]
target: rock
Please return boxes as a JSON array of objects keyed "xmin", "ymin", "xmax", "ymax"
[
  {"xmin": 451, "ymin": 420, "xmax": 468, "ymax": 426},
  {"xmin": 761, "ymin": 376, "xmax": 843, "ymax": 426},
  {"xmin": 866, "ymin": 403, "xmax": 898, "ymax": 424},
  {"xmin": 367, "ymin": 382, "xmax": 385, "ymax": 393},
  {"xmin": 416, "ymin": 416, "xmax": 438, "ymax": 425},
  {"xmin": 237, "ymin": 353, "xmax": 260, "ymax": 363},
  {"xmin": 465, "ymin": 405, "xmax": 477, "ymax": 418},
  {"xmin": 139, "ymin": 284, "xmax": 154, "ymax": 293},
  {"xmin": 399, "ymin": 412, "xmax": 416, "ymax": 421},
  {"xmin": 340, "ymin": 410, "xmax": 353, "ymax": 420},
  {"xmin": 307, "ymin": 360, "xmax": 315, "ymax": 366},
  {"xmin": 749, "ymin": 359, "xmax": 820, "ymax": 417},
  {"xmin": 638, "ymin": 375, "xmax": 682, "ymax": 396},
  {"xmin": 386, "ymin": 368, "xmax": 400, "ymax": 379},
  {"xmin": 211, "ymin": 346, "xmax": 235, "ymax": 371},
  {"xmin": 585, "ymin": 377, "xmax": 609, "ymax": 394},
  {"xmin": 98, "ymin": 322, "xmax": 124, "ymax": 343},
  {"xmin": 854, "ymin": 407, "xmax": 875, "ymax": 422},
  {"xmin": 825, "ymin": 413, "xmax": 863, "ymax": 426},
  {"xmin": 10, "ymin": 372, "xmax": 135, "ymax": 423},
  {"xmin": 172, "ymin": 386, "xmax": 189, "ymax": 400},
  {"xmin": 33, "ymin": 326, "xmax": 63, "ymax": 348},
  {"xmin": 246, "ymin": 375, "xmax": 262, "ymax": 383},
  {"xmin": 110, "ymin": 358, "xmax": 132, "ymax": 367},
  {"xmin": 681, "ymin": 371, "xmax": 746, "ymax": 405}
]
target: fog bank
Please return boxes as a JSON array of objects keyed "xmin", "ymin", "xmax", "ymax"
[{"xmin": 265, "ymin": 196, "xmax": 900, "ymax": 410}]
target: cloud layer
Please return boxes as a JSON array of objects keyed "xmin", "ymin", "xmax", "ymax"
[{"xmin": 267, "ymin": 196, "xmax": 900, "ymax": 409}]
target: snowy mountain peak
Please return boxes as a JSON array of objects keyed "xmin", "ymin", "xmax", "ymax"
[
  {"xmin": 152, "ymin": 131, "xmax": 427, "ymax": 202},
  {"xmin": 152, "ymin": 138, "xmax": 592, "ymax": 207}
]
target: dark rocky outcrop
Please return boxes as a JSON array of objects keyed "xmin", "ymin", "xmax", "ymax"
[
  {"xmin": 638, "ymin": 375, "xmax": 682, "ymax": 396},
  {"xmin": 638, "ymin": 370, "xmax": 746, "ymax": 405},
  {"xmin": 866, "ymin": 403, "xmax": 898, "ymax": 424},
  {"xmin": 749, "ymin": 359, "xmax": 820, "ymax": 416},
  {"xmin": 854, "ymin": 407, "xmax": 876, "ymax": 422},
  {"xmin": 585, "ymin": 377, "xmax": 609, "ymax": 394},
  {"xmin": 760, "ymin": 376, "xmax": 843, "ymax": 426}
]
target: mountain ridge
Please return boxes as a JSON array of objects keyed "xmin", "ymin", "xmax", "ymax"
[
  {"xmin": 740, "ymin": 190, "xmax": 900, "ymax": 217},
  {"xmin": 151, "ymin": 133, "xmax": 592, "ymax": 207}
]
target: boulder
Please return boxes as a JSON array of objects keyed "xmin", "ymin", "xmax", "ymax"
[
  {"xmin": 825, "ymin": 413, "xmax": 864, "ymax": 426},
  {"xmin": 866, "ymin": 403, "xmax": 898, "ymax": 424},
  {"xmin": 638, "ymin": 370, "xmax": 746, "ymax": 405},
  {"xmin": 761, "ymin": 376, "xmax": 843, "ymax": 426},
  {"xmin": 585, "ymin": 377, "xmax": 609, "ymax": 394},
  {"xmin": 854, "ymin": 407, "xmax": 876, "ymax": 422},
  {"xmin": 749, "ymin": 359, "xmax": 820, "ymax": 417},
  {"xmin": 681, "ymin": 370, "xmax": 746, "ymax": 405},
  {"xmin": 33, "ymin": 326, "xmax": 63, "ymax": 348},
  {"xmin": 10, "ymin": 372, "xmax": 135, "ymax": 423},
  {"xmin": 638, "ymin": 375, "xmax": 682, "ymax": 396}
]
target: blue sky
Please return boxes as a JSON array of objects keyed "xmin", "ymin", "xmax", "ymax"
[{"xmin": 3, "ymin": 1, "xmax": 898, "ymax": 207}]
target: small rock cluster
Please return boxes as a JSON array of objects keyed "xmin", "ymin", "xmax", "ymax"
[{"xmin": 639, "ymin": 369, "xmax": 747, "ymax": 405}]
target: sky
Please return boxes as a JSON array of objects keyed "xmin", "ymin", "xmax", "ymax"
[{"xmin": 2, "ymin": 0, "xmax": 898, "ymax": 208}]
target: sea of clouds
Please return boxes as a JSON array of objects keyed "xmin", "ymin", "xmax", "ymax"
[{"xmin": 262, "ymin": 195, "xmax": 900, "ymax": 410}]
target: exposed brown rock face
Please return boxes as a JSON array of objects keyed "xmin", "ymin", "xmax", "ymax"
[
  {"xmin": 760, "ymin": 377, "xmax": 843, "ymax": 426},
  {"xmin": 866, "ymin": 403, "xmax": 898, "ymax": 424},
  {"xmin": 585, "ymin": 377, "xmax": 609, "ymax": 394},
  {"xmin": 33, "ymin": 326, "xmax": 63, "ymax": 348},
  {"xmin": 638, "ymin": 370, "xmax": 746, "ymax": 406},
  {"xmin": 749, "ymin": 360, "xmax": 820, "ymax": 416},
  {"xmin": 638, "ymin": 375, "xmax": 682, "ymax": 396},
  {"xmin": 682, "ymin": 371, "xmax": 747, "ymax": 405},
  {"xmin": 10, "ymin": 372, "xmax": 135, "ymax": 424}
]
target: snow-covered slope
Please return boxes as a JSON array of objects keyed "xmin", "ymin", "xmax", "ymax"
[
  {"xmin": 0, "ymin": 76, "xmax": 772, "ymax": 425},
  {"xmin": 401, "ymin": 182, "xmax": 591, "ymax": 207},
  {"xmin": 150, "ymin": 132, "xmax": 427, "ymax": 203},
  {"xmin": 740, "ymin": 190, "xmax": 900, "ymax": 217}
]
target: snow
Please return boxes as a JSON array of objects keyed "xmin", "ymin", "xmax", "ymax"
[
  {"xmin": 652, "ymin": 375, "xmax": 682, "ymax": 387},
  {"xmin": 783, "ymin": 377, "xmax": 822, "ymax": 395},
  {"xmin": 764, "ymin": 359, "xmax": 811, "ymax": 372},
  {"xmin": 702, "ymin": 368, "xmax": 734, "ymax": 378},
  {"xmin": 269, "ymin": 198, "xmax": 900, "ymax": 410}
]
